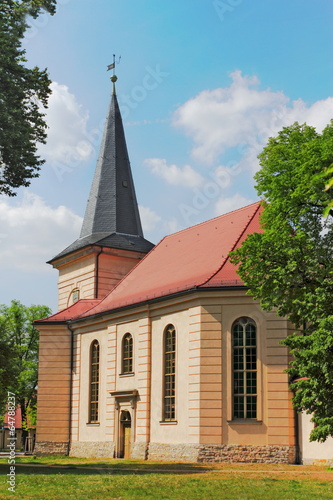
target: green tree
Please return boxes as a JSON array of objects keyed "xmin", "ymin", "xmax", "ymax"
[
  {"xmin": 0, "ymin": 334, "xmax": 15, "ymax": 413},
  {"xmin": 0, "ymin": 300, "xmax": 51, "ymax": 446},
  {"xmin": 230, "ymin": 121, "xmax": 333, "ymax": 441},
  {"xmin": 0, "ymin": 0, "xmax": 56, "ymax": 196},
  {"xmin": 319, "ymin": 165, "xmax": 333, "ymax": 217}
]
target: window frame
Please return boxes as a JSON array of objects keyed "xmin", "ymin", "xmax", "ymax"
[
  {"xmin": 72, "ymin": 289, "xmax": 80, "ymax": 304},
  {"xmin": 121, "ymin": 333, "xmax": 134, "ymax": 374},
  {"xmin": 163, "ymin": 324, "xmax": 176, "ymax": 422},
  {"xmin": 89, "ymin": 340, "xmax": 100, "ymax": 423},
  {"xmin": 232, "ymin": 317, "xmax": 258, "ymax": 420}
]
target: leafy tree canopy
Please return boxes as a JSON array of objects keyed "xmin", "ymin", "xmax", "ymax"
[
  {"xmin": 231, "ymin": 121, "xmax": 333, "ymax": 441},
  {"xmin": 0, "ymin": 0, "xmax": 56, "ymax": 196},
  {"xmin": 0, "ymin": 300, "xmax": 51, "ymax": 442}
]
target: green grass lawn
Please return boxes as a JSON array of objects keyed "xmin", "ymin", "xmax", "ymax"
[{"xmin": 0, "ymin": 456, "xmax": 332, "ymax": 499}]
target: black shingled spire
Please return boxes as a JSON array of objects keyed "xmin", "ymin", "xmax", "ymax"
[
  {"xmin": 80, "ymin": 89, "xmax": 143, "ymax": 238},
  {"xmin": 50, "ymin": 80, "xmax": 154, "ymax": 262}
]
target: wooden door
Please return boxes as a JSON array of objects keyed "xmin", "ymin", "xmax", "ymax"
[{"xmin": 124, "ymin": 424, "xmax": 131, "ymax": 459}]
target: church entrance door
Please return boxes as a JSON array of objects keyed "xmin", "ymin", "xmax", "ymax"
[
  {"xmin": 123, "ymin": 424, "xmax": 131, "ymax": 459},
  {"xmin": 119, "ymin": 410, "xmax": 131, "ymax": 458}
]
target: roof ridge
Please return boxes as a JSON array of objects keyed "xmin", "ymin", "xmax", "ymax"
[
  {"xmin": 163, "ymin": 201, "xmax": 260, "ymax": 239},
  {"xmin": 197, "ymin": 202, "xmax": 261, "ymax": 288}
]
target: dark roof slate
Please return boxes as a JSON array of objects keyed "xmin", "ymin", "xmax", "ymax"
[
  {"xmin": 80, "ymin": 91, "xmax": 143, "ymax": 238},
  {"xmin": 49, "ymin": 232, "xmax": 154, "ymax": 262},
  {"xmin": 50, "ymin": 85, "xmax": 153, "ymax": 263}
]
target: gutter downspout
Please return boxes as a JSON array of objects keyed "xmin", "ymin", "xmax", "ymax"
[
  {"xmin": 67, "ymin": 322, "xmax": 74, "ymax": 457},
  {"xmin": 294, "ymin": 405, "xmax": 301, "ymax": 464},
  {"xmin": 146, "ymin": 304, "xmax": 151, "ymax": 460}
]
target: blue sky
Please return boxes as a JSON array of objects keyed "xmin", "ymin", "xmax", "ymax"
[{"xmin": 1, "ymin": 0, "xmax": 332, "ymax": 312}]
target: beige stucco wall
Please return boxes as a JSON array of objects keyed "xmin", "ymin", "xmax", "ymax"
[
  {"xmin": 44, "ymin": 289, "xmax": 296, "ymax": 460},
  {"xmin": 36, "ymin": 324, "xmax": 71, "ymax": 445},
  {"xmin": 197, "ymin": 303, "xmax": 223, "ymax": 445},
  {"xmin": 150, "ymin": 306, "xmax": 195, "ymax": 445},
  {"xmin": 55, "ymin": 247, "xmax": 146, "ymax": 311},
  {"xmin": 58, "ymin": 254, "xmax": 96, "ymax": 311},
  {"xmin": 219, "ymin": 296, "xmax": 295, "ymax": 447},
  {"xmin": 97, "ymin": 252, "xmax": 143, "ymax": 299},
  {"xmin": 74, "ymin": 327, "xmax": 109, "ymax": 442},
  {"xmin": 299, "ymin": 413, "xmax": 333, "ymax": 464},
  {"xmin": 71, "ymin": 310, "xmax": 152, "ymax": 454}
]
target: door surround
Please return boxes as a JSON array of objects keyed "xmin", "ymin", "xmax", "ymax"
[{"xmin": 111, "ymin": 390, "xmax": 138, "ymax": 458}]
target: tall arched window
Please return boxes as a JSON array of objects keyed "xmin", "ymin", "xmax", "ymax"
[
  {"xmin": 163, "ymin": 324, "xmax": 176, "ymax": 421},
  {"xmin": 122, "ymin": 333, "xmax": 133, "ymax": 374},
  {"xmin": 232, "ymin": 317, "xmax": 257, "ymax": 419},
  {"xmin": 89, "ymin": 340, "xmax": 99, "ymax": 423}
]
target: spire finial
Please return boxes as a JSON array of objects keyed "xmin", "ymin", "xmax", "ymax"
[
  {"xmin": 111, "ymin": 74, "xmax": 118, "ymax": 95},
  {"xmin": 107, "ymin": 54, "xmax": 121, "ymax": 95}
]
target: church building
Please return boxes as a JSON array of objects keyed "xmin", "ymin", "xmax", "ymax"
[{"xmin": 34, "ymin": 76, "xmax": 330, "ymax": 464}]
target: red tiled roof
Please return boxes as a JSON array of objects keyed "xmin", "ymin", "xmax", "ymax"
[
  {"xmin": 35, "ymin": 299, "xmax": 100, "ymax": 323},
  {"xmin": 201, "ymin": 205, "xmax": 262, "ymax": 287},
  {"xmin": 76, "ymin": 202, "xmax": 262, "ymax": 318},
  {"xmin": 37, "ymin": 202, "xmax": 262, "ymax": 324}
]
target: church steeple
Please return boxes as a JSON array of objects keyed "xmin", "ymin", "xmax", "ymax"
[
  {"xmin": 80, "ymin": 79, "xmax": 144, "ymax": 240},
  {"xmin": 51, "ymin": 75, "xmax": 153, "ymax": 262},
  {"xmin": 49, "ymin": 74, "xmax": 154, "ymax": 310}
]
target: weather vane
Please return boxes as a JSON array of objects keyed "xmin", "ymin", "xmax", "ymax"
[{"xmin": 107, "ymin": 55, "xmax": 121, "ymax": 93}]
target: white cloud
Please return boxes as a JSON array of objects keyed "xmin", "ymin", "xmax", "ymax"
[
  {"xmin": 213, "ymin": 164, "xmax": 233, "ymax": 189},
  {"xmin": 139, "ymin": 205, "xmax": 161, "ymax": 233},
  {"xmin": 145, "ymin": 158, "xmax": 204, "ymax": 188},
  {"xmin": 173, "ymin": 70, "xmax": 333, "ymax": 170},
  {"xmin": 215, "ymin": 193, "xmax": 254, "ymax": 216},
  {"xmin": 0, "ymin": 191, "xmax": 82, "ymax": 272},
  {"xmin": 164, "ymin": 218, "xmax": 183, "ymax": 235},
  {"xmin": 40, "ymin": 82, "xmax": 96, "ymax": 166}
]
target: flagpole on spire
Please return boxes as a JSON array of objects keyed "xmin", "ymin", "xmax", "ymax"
[{"xmin": 107, "ymin": 54, "xmax": 121, "ymax": 95}]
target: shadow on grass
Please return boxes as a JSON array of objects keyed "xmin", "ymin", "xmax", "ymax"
[{"xmin": 0, "ymin": 460, "xmax": 211, "ymax": 476}]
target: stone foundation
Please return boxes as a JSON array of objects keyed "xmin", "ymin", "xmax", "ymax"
[
  {"xmin": 69, "ymin": 441, "xmax": 115, "ymax": 458},
  {"xmin": 197, "ymin": 444, "xmax": 297, "ymax": 464},
  {"xmin": 148, "ymin": 443, "xmax": 297, "ymax": 464},
  {"xmin": 34, "ymin": 441, "xmax": 69, "ymax": 456},
  {"xmin": 148, "ymin": 443, "xmax": 201, "ymax": 462},
  {"xmin": 35, "ymin": 440, "xmax": 296, "ymax": 463},
  {"xmin": 131, "ymin": 442, "xmax": 149, "ymax": 460}
]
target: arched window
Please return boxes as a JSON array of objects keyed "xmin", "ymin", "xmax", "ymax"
[
  {"xmin": 122, "ymin": 333, "xmax": 133, "ymax": 374},
  {"xmin": 89, "ymin": 340, "xmax": 99, "ymax": 423},
  {"xmin": 163, "ymin": 324, "xmax": 176, "ymax": 421},
  {"xmin": 232, "ymin": 317, "xmax": 257, "ymax": 419},
  {"xmin": 72, "ymin": 289, "xmax": 80, "ymax": 304}
]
